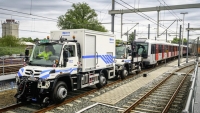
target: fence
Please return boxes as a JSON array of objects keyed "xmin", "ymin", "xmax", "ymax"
[
  {"xmin": 182, "ymin": 61, "xmax": 199, "ymax": 113},
  {"xmin": 0, "ymin": 56, "xmax": 24, "ymax": 76}
]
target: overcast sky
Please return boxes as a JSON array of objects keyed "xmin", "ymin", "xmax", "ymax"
[{"xmin": 0, "ymin": 0, "xmax": 200, "ymax": 41}]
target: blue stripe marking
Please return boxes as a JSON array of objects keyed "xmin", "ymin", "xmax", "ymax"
[
  {"xmin": 17, "ymin": 68, "xmax": 24, "ymax": 77},
  {"xmin": 106, "ymin": 55, "xmax": 112, "ymax": 63},
  {"xmin": 41, "ymin": 74, "xmax": 50, "ymax": 79},
  {"xmin": 102, "ymin": 55, "xmax": 109, "ymax": 64},
  {"xmin": 98, "ymin": 55, "xmax": 107, "ymax": 64},
  {"xmin": 108, "ymin": 55, "xmax": 114, "ymax": 63},
  {"xmin": 40, "ymin": 68, "xmax": 78, "ymax": 79},
  {"xmin": 82, "ymin": 55, "xmax": 115, "ymax": 64},
  {"xmin": 69, "ymin": 68, "xmax": 77, "ymax": 73},
  {"xmin": 41, "ymin": 70, "xmax": 52, "ymax": 74},
  {"xmin": 18, "ymin": 71, "xmax": 22, "ymax": 77},
  {"xmin": 21, "ymin": 68, "xmax": 24, "ymax": 73},
  {"xmin": 82, "ymin": 55, "xmax": 95, "ymax": 58}
]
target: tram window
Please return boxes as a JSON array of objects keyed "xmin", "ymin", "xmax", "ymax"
[
  {"xmin": 159, "ymin": 45, "xmax": 162, "ymax": 53},
  {"xmin": 151, "ymin": 44, "xmax": 155, "ymax": 54}
]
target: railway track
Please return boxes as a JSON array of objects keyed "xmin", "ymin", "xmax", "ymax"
[
  {"xmin": 121, "ymin": 64, "xmax": 194, "ymax": 113},
  {"xmin": 0, "ymin": 64, "xmax": 157, "ymax": 113},
  {"xmin": 0, "ymin": 58, "xmax": 193, "ymax": 113}
]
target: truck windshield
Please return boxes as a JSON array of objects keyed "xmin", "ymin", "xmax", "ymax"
[
  {"xmin": 135, "ymin": 43, "xmax": 148, "ymax": 55},
  {"xmin": 116, "ymin": 45, "xmax": 126, "ymax": 59},
  {"xmin": 29, "ymin": 43, "xmax": 63, "ymax": 66}
]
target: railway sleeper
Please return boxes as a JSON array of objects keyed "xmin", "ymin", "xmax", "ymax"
[
  {"xmin": 130, "ymin": 110, "xmax": 150, "ymax": 113},
  {"xmin": 148, "ymin": 95, "xmax": 171, "ymax": 100},
  {"xmin": 142, "ymin": 100, "xmax": 167, "ymax": 106},
  {"xmin": 138, "ymin": 104, "xmax": 164, "ymax": 109},
  {"xmin": 151, "ymin": 93, "xmax": 173, "ymax": 97},
  {"xmin": 134, "ymin": 107, "xmax": 161, "ymax": 113},
  {"xmin": 142, "ymin": 98, "xmax": 168, "ymax": 103},
  {"xmin": 155, "ymin": 88, "xmax": 177, "ymax": 91}
]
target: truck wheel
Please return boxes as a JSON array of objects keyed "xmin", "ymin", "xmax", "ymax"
[
  {"xmin": 52, "ymin": 81, "xmax": 68, "ymax": 103},
  {"xmin": 121, "ymin": 67, "xmax": 128, "ymax": 80},
  {"xmin": 136, "ymin": 65, "xmax": 141, "ymax": 74},
  {"xmin": 96, "ymin": 72, "xmax": 107, "ymax": 88}
]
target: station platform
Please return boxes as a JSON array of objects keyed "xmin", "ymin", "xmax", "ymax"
[{"xmin": 91, "ymin": 58, "xmax": 196, "ymax": 105}]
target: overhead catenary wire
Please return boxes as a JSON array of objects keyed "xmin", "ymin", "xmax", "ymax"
[
  {"xmin": 118, "ymin": 0, "xmax": 177, "ymax": 34},
  {"xmin": 157, "ymin": 0, "xmax": 182, "ymax": 21},
  {"xmin": 0, "ymin": 27, "xmax": 50, "ymax": 34}
]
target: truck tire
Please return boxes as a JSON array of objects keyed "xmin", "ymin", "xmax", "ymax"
[
  {"xmin": 136, "ymin": 64, "xmax": 141, "ymax": 74},
  {"xmin": 51, "ymin": 81, "xmax": 68, "ymax": 103},
  {"xmin": 96, "ymin": 72, "xmax": 107, "ymax": 88},
  {"xmin": 121, "ymin": 67, "xmax": 128, "ymax": 80}
]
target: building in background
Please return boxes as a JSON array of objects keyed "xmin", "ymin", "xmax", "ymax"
[{"xmin": 1, "ymin": 19, "xmax": 19, "ymax": 38}]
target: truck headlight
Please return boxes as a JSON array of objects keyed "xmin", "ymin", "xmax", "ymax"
[{"xmin": 15, "ymin": 74, "xmax": 20, "ymax": 84}]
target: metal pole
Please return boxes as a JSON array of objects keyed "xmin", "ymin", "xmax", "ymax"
[
  {"xmin": 180, "ymin": 12, "xmax": 188, "ymax": 58},
  {"xmin": 166, "ymin": 29, "xmax": 167, "ymax": 42},
  {"xmin": 176, "ymin": 20, "xmax": 178, "ymax": 37},
  {"xmin": 121, "ymin": 13, "xmax": 123, "ymax": 39},
  {"xmin": 134, "ymin": 29, "xmax": 136, "ymax": 40},
  {"xmin": 111, "ymin": 0, "xmax": 115, "ymax": 33},
  {"xmin": 127, "ymin": 27, "xmax": 128, "ymax": 42},
  {"xmin": 157, "ymin": 11, "xmax": 160, "ymax": 38},
  {"xmin": 148, "ymin": 24, "xmax": 150, "ymax": 39},
  {"xmin": 178, "ymin": 25, "xmax": 182, "ymax": 66},
  {"xmin": 197, "ymin": 37, "xmax": 199, "ymax": 62},
  {"xmin": 3, "ymin": 57, "xmax": 4, "ymax": 75},
  {"xmin": 186, "ymin": 23, "xmax": 190, "ymax": 63},
  {"xmin": 155, "ymin": 36, "xmax": 156, "ymax": 40}
]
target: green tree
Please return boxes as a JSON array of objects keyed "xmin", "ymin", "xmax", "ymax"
[
  {"xmin": 171, "ymin": 37, "xmax": 187, "ymax": 45},
  {"xmin": 57, "ymin": 2, "xmax": 107, "ymax": 32},
  {"xmin": 33, "ymin": 38, "xmax": 39, "ymax": 42},
  {"xmin": 0, "ymin": 35, "xmax": 23, "ymax": 47},
  {"xmin": 21, "ymin": 37, "xmax": 34, "ymax": 42},
  {"xmin": 128, "ymin": 32, "xmax": 135, "ymax": 42},
  {"xmin": 116, "ymin": 39, "xmax": 123, "ymax": 44}
]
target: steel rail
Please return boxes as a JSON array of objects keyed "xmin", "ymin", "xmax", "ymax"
[
  {"xmin": 0, "ymin": 103, "xmax": 25, "ymax": 113},
  {"xmin": 162, "ymin": 68, "xmax": 194, "ymax": 113},
  {"xmin": 123, "ymin": 64, "xmax": 194, "ymax": 113}
]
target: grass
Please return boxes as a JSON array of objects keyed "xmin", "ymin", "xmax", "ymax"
[{"xmin": 0, "ymin": 46, "xmax": 26, "ymax": 56}]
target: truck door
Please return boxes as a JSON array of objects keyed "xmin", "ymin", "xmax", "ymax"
[
  {"xmin": 64, "ymin": 44, "xmax": 78, "ymax": 74},
  {"xmin": 85, "ymin": 35, "xmax": 96, "ymax": 70}
]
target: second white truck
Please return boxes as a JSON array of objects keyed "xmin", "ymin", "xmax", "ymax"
[{"xmin": 115, "ymin": 42, "xmax": 143, "ymax": 79}]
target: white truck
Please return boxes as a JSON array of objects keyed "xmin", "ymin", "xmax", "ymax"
[
  {"xmin": 115, "ymin": 42, "xmax": 143, "ymax": 79},
  {"xmin": 15, "ymin": 29, "xmax": 116, "ymax": 106}
]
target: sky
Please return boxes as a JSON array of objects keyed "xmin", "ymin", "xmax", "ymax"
[{"xmin": 0, "ymin": 0, "xmax": 200, "ymax": 42}]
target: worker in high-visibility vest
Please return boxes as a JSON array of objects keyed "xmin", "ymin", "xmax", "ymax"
[{"xmin": 37, "ymin": 47, "xmax": 52, "ymax": 60}]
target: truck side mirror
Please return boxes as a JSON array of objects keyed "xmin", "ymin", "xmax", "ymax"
[
  {"xmin": 25, "ymin": 49, "xmax": 29, "ymax": 62},
  {"xmin": 63, "ymin": 50, "xmax": 68, "ymax": 67},
  {"xmin": 25, "ymin": 49, "xmax": 29, "ymax": 56}
]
